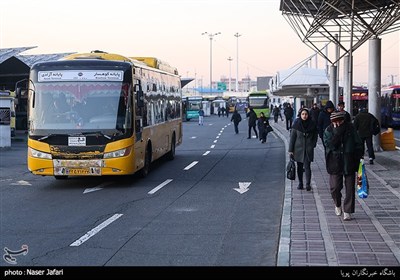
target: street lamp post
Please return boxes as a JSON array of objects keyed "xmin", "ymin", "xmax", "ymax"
[
  {"xmin": 227, "ymin": 57, "xmax": 233, "ymax": 92},
  {"xmin": 202, "ymin": 32, "xmax": 221, "ymax": 93},
  {"xmin": 234, "ymin": 32, "xmax": 241, "ymax": 92}
]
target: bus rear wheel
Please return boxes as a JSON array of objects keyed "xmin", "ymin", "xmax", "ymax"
[{"xmin": 167, "ymin": 136, "xmax": 176, "ymax": 160}]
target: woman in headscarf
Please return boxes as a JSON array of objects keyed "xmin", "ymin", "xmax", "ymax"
[{"xmin": 289, "ymin": 108, "xmax": 318, "ymax": 191}]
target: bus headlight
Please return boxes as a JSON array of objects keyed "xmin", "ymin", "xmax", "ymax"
[
  {"xmin": 28, "ymin": 147, "xmax": 52, "ymax": 159},
  {"xmin": 103, "ymin": 147, "xmax": 131, "ymax": 159}
]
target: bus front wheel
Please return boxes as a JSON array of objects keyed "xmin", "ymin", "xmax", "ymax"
[{"xmin": 139, "ymin": 147, "xmax": 151, "ymax": 178}]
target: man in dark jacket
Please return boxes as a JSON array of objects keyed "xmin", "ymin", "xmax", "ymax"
[
  {"xmin": 318, "ymin": 100, "xmax": 335, "ymax": 148},
  {"xmin": 246, "ymin": 107, "xmax": 258, "ymax": 139},
  {"xmin": 309, "ymin": 103, "xmax": 321, "ymax": 123},
  {"xmin": 337, "ymin": 101, "xmax": 351, "ymax": 123},
  {"xmin": 284, "ymin": 104, "xmax": 294, "ymax": 131},
  {"xmin": 353, "ymin": 107, "xmax": 377, "ymax": 164},
  {"xmin": 231, "ymin": 109, "xmax": 242, "ymax": 134},
  {"xmin": 323, "ymin": 111, "xmax": 363, "ymax": 221}
]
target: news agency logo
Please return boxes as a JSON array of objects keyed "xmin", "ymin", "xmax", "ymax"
[{"xmin": 3, "ymin": 245, "xmax": 28, "ymax": 265}]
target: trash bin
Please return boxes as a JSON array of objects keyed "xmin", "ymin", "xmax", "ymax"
[{"xmin": 380, "ymin": 128, "xmax": 396, "ymax": 151}]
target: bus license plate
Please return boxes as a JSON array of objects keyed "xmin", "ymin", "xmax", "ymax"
[{"xmin": 66, "ymin": 168, "xmax": 101, "ymax": 176}]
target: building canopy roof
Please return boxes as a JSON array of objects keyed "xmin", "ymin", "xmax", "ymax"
[
  {"xmin": 271, "ymin": 66, "xmax": 329, "ymax": 97},
  {"xmin": 0, "ymin": 47, "xmax": 37, "ymax": 64},
  {"xmin": 279, "ymin": 0, "xmax": 400, "ymax": 64}
]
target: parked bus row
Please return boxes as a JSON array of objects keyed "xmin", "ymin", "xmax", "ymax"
[{"xmin": 338, "ymin": 85, "xmax": 400, "ymax": 127}]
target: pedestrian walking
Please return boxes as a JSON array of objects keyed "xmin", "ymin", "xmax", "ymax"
[
  {"xmin": 198, "ymin": 108, "xmax": 205, "ymax": 125},
  {"xmin": 309, "ymin": 103, "xmax": 320, "ymax": 124},
  {"xmin": 323, "ymin": 111, "xmax": 363, "ymax": 221},
  {"xmin": 246, "ymin": 107, "xmax": 258, "ymax": 139},
  {"xmin": 317, "ymin": 100, "xmax": 335, "ymax": 148},
  {"xmin": 230, "ymin": 109, "xmax": 242, "ymax": 134},
  {"xmin": 257, "ymin": 112, "xmax": 267, "ymax": 142},
  {"xmin": 353, "ymin": 107, "xmax": 378, "ymax": 164},
  {"xmin": 336, "ymin": 101, "xmax": 351, "ymax": 123},
  {"xmin": 288, "ymin": 108, "xmax": 318, "ymax": 191},
  {"xmin": 284, "ymin": 104, "xmax": 294, "ymax": 131}
]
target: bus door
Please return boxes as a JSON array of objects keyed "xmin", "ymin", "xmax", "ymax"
[{"xmin": 134, "ymin": 81, "xmax": 146, "ymax": 169}]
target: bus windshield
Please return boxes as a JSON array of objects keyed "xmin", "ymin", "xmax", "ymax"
[
  {"xmin": 248, "ymin": 96, "xmax": 268, "ymax": 107},
  {"xmin": 29, "ymin": 81, "xmax": 130, "ymax": 135}
]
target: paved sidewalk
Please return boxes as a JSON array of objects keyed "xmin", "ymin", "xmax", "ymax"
[{"xmin": 273, "ymin": 120, "xmax": 400, "ymax": 266}]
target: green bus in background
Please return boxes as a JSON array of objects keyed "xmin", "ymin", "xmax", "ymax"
[
  {"xmin": 247, "ymin": 91, "xmax": 270, "ymax": 118},
  {"xmin": 182, "ymin": 96, "xmax": 202, "ymax": 121}
]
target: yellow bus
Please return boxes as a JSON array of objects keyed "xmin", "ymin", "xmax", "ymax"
[{"xmin": 27, "ymin": 51, "xmax": 182, "ymax": 179}]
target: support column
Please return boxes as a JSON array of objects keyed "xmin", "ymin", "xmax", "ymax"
[
  {"xmin": 329, "ymin": 65, "xmax": 337, "ymax": 106},
  {"xmin": 343, "ymin": 56, "xmax": 352, "ymax": 118},
  {"xmin": 368, "ymin": 38, "xmax": 382, "ymax": 152}
]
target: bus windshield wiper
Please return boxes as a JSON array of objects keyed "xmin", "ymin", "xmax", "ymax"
[
  {"xmin": 38, "ymin": 134, "xmax": 66, "ymax": 141},
  {"xmin": 80, "ymin": 131, "xmax": 112, "ymax": 140}
]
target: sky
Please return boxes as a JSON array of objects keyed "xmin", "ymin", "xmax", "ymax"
[{"xmin": 1, "ymin": 0, "xmax": 399, "ymax": 87}]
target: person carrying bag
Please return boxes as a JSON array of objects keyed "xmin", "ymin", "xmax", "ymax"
[{"xmin": 286, "ymin": 155, "xmax": 296, "ymax": 180}]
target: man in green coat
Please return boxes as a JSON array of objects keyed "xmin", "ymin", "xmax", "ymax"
[{"xmin": 323, "ymin": 111, "xmax": 363, "ymax": 221}]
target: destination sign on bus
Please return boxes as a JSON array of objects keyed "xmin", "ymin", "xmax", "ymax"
[{"xmin": 38, "ymin": 70, "xmax": 123, "ymax": 82}]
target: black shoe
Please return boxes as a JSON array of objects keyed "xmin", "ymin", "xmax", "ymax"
[
  {"xmin": 297, "ymin": 184, "xmax": 304, "ymax": 190},
  {"xmin": 369, "ymin": 159, "xmax": 374, "ymax": 164},
  {"xmin": 306, "ymin": 185, "xmax": 311, "ymax": 191}
]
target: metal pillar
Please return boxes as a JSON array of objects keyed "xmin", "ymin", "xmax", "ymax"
[
  {"xmin": 343, "ymin": 55, "xmax": 352, "ymax": 117},
  {"xmin": 368, "ymin": 37, "xmax": 382, "ymax": 152},
  {"xmin": 329, "ymin": 65, "xmax": 337, "ymax": 106}
]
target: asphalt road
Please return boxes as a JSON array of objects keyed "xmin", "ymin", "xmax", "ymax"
[{"xmin": 0, "ymin": 114, "xmax": 286, "ymax": 266}]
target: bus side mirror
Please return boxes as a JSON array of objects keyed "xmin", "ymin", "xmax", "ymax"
[{"xmin": 134, "ymin": 84, "xmax": 144, "ymax": 108}]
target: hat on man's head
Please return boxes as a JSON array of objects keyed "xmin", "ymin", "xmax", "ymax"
[{"xmin": 330, "ymin": 111, "xmax": 346, "ymax": 122}]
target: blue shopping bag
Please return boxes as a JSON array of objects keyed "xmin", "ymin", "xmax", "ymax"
[{"xmin": 357, "ymin": 159, "xmax": 369, "ymax": 198}]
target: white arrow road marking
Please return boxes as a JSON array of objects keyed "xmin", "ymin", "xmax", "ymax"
[
  {"xmin": 148, "ymin": 179, "xmax": 173, "ymax": 194},
  {"xmin": 83, "ymin": 187, "xmax": 103, "ymax": 194},
  {"xmin": 83, "ymin": 182, "xmax": 114, "ymax": 194},
  {"xmin": 11, "ymin": 180, "xmax": 31, "ymax": 186},
  {"xmin": 234, "ymin": 182, "xmax": 251, "ymax": 194},
  {"xmin": 70, "ymin": 213, "xmax": 123, "ymax": 247},
  {"xmin": 184, "ymin": 161, "xmax": 198, "ymax": 170},
  {"xmin": 203, "ymin": 151, "xmax": 210, "ymax": 156}
]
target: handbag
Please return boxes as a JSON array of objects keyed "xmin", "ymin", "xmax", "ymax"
[
  {"xmin": 266, "ymin": 125, "xmax": 274, "ymax": 133},
  {"xmin": 286, "ymin": 157, "xmax": 296, "ymax": 180},
  {"xmin": 356, "ymin": 159, "xmax": 369, "ymax": 198}
]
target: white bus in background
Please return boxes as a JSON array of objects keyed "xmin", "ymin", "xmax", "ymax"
[{"xmin": 211, "ymin": 99, "xmax": 227, "ymax": 115}]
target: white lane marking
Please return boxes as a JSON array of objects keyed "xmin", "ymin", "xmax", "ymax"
[
  {"xmin": 233, "ymin": 182, "xmax": 251, "ymax": 194},
  {"xmin": 184, "ymin": 161, "xmax": 199, "ymax": 170},
  {"xmin": 210, "ymin": 145, "xmax": 215, "ymax": 149},
  {"xmin": 10, "ymin": 180, "xmax": 31, "ymax": 186},
  {"xmin": 203, "ymin": 151, "xmax": 210, "ymax": 156},
  {"xmin": 83, "ymin": 182, "xmax": 114, "ymax": 194},
  {"xmin": 70, "ymin": 214, "xmax": 123, "ymax": 247},
  {"xmin": 213, "ymin": 140, "xmax": 218, "ymax": 143},
  {"xmin": 190, "ymin": 136, "xmax": 197, "ymax": 139},
  {"xmin": 216, "ymin": 136, "xmax": 220, "ymax": 138},
  {"xmin": 224, "ymin": 125, "xmax": 228, "ymax": 128},
  {"xmin": 148, "ymin": 179, "xmax": 173, "ymax": 195}
]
